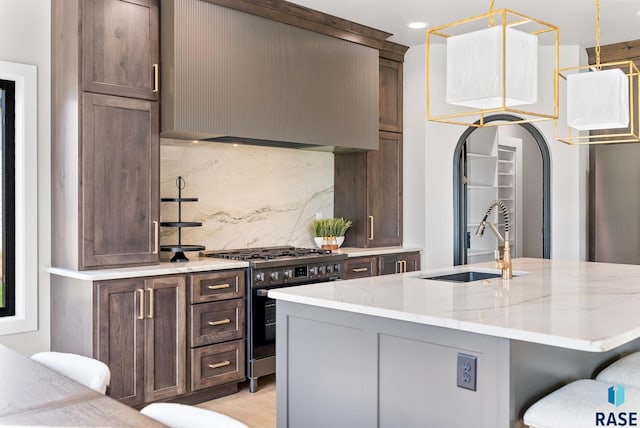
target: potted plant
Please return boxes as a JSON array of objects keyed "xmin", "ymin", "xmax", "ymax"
[{"xmin": 310, "ymin": 217, "xmax": 352, "ymax": 250}]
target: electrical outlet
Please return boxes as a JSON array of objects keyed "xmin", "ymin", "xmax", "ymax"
[{"xmin": 457, "ymin": 353, "xmax": 477, "ymax": 391}]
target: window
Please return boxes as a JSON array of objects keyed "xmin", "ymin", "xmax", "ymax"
[
  {"xmin": 0, "ymin": 78, "xmax": 15, "ymax": 316},
  {"xmin": 0, "ymin": 60, "xmax": 37, "ymax": 334}
]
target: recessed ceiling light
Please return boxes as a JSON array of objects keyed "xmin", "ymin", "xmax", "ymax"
[{"xmin": 408, "ymin": 22, "xmax": 428, "ymax": 29}]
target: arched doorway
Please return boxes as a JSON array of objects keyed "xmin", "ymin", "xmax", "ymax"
[{"xmin": 453, "ymin": 114, "xmax": 551, "ymax": 265}]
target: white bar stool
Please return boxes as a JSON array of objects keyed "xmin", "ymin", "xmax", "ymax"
[
  {"xmin": 596, "ymin": 352, "xmax": 640, "ymax": 388},
  {"xmin": 31, "ymin": 351, "xmax": 111, "ymax": 395},
  {"xmin": 140, "ymin": 403, "xmax": 249, "ymax": 428},
  {"xmin": 523, "ymin": 379, "xmax": 640, "ymax": 428}
]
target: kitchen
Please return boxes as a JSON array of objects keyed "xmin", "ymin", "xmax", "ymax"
[{"xmin": 1, "ymin": 0, "xmax": 640, "ymax": 426}]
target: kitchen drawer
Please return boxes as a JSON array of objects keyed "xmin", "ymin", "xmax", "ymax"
[
  {"xmin": 190, "ymin": 270, "xmax": 245, "ymax": 303},
  {"xmin": 191, "ymin": 299, "xmax": 245, "ymax": 347},
  {"xmin": 191, "ymin": 340, "xmax": 245, "ymax": 391},
  {"xmin": 343, "ymin": 256, "xmax": 378, "ymax": 279}
]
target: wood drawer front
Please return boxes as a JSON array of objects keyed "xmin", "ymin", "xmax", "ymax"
[
  {"xmin": 190, "ymin": 270, "xmax": 245, "ymax": 303},
  {"xmin": 191, "ymin": 340, "xmax": 245, "ymax": 391},
  {"xmin": 343, "ymin": 257, "xmax": 378, "ymax": 279},
  {"xmin": 191, "ymin": 299, "xmax": 245, "ymax": 347}
]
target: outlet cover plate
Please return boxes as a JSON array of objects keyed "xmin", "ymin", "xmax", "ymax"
[{"xmin": 457, "ymin": 353, "xmax": 477, "ymax": 391}]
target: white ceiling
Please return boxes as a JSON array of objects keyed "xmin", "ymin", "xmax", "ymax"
[{"xmin": 287, "ymin": 0, "xmax": 640, "ymax": 48}]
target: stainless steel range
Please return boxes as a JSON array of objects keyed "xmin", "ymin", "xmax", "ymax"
[{"xmin": 201, "ymin": 246, "xmax": 347, "ymax": 392}]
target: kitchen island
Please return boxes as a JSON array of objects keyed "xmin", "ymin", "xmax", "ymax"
[{"xmin": 269, "ymin": 258, "xmax": 640, "ymax": 428}]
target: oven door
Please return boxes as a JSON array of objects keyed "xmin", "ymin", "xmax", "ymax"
[
  {"xmin": 249, "ymin": 277, "xmax": 340, "ymax": 361},
  {"xmin": 251, "ymin": 286, "xmax": 277, "ymax": 360}
]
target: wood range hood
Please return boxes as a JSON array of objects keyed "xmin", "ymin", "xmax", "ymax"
[{"xmin": 160, "ymin": 0, "xmax": 385, "ymax": 152}]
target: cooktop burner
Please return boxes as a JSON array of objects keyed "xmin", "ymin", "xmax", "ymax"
[{"xmin": 200, "ymin": 246, "xmax": 334, "ymax": 261}]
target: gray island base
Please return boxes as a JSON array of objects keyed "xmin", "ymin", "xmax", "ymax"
[{"xmin": 271, "ymin": 258, "xmax": 640, "ymax": 427}]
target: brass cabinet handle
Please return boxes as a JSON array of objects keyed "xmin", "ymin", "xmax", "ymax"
[
  {"xmin": 396, "ymin": 260, "xmax": 401, "ymax": 273},
  {"xmin": 369, "ymin": 216, "xmax": 374, "ymax": 240},
  {"xmin": 152, "ymin": 221, "xmax": 159, "ymax": 254},
  {"xmin": 402, "ymin": 260, "xmax": 407, "ymax": 272},
  {"xmin": 152, "ymin": 64, "xmax": 159, "ymax": 93},
  {"xmin": 207, "ymin": 283, "xmax": 230, "ymax": 290},
  {"xmin": 208, "ymin": 319, "xmax": 231, "ymax": 326},
  {"xmin": 208, "ymin": 361, "xmax": 231, "ymax": 369},
  {"xmin": 137, "ymin": 289, "xmax": 145, "ymax": 320},
  {"xmin": 352, "ymin": 267, "xmax": 368, "ymax": 273},
  {"xmin": 147, "ymin": 288, "xmax": 154, "ymax": 319}
]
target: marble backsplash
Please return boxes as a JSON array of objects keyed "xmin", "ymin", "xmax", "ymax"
[{"xmin": 160, "ymin": 139, "xmax": 334, "ymax": 257}]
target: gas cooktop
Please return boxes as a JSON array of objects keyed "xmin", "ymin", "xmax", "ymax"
[{"xmin": 200, "ymin": 246, "xmax": 343, "ymax": 263}]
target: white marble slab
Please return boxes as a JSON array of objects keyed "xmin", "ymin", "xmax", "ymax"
[
  {"xmin": 269, "ymin": 258, "xmax": 640, "ymax": 352},
  {"xmin": 160, "ymin": 140, "xmax": 333, "ymax": 251},
  {"xmin": 47, "ymin": 258, "xmax": 248, "ymax": 281}
]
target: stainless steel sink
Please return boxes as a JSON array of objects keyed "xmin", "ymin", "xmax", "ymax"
[{"xmin": 420, "ymin": 271, "xmax": 502, "ymax": 282}]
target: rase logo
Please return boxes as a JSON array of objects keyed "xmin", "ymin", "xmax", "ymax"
[{"xmin": 596, "ymin": 384, "xmax": 638, "ymax": 426}]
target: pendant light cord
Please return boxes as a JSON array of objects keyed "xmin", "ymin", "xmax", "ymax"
[
  {"xmin": 595, "ymin": 0, "xmax": 601, "ymax": 69},
  {"xmin": 488, "ymin": 0, "xmax": 496, "ymax": 27}
]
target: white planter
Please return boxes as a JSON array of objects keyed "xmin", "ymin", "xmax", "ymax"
[{"xmin": 313, "ymin": 237, "xmax": 345, "ymax": 249}]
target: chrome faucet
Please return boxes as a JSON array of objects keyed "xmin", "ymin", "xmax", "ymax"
[{"xmin": 475, "ymin": 200, "xmax": 512, "ymax": 279}]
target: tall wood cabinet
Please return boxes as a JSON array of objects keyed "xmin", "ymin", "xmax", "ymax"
[
  {"xmin": 335, "ymin": 54, "xmax": 404, "ymax": 248},
  {"xmin": 94, "ymin": 275, "xmax": 186, "ymax": 406},
  {"xmin": 52, "ymin": 0, "xmax": 160, "ymax": 270}
]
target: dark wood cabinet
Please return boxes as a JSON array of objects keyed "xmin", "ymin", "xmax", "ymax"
[
  {"xmin": 81, "ymin": 93, "xmax": 160, "ymax": 268},
  {"xmin": 335, "ymin": 54, "xmax": 404, "ymax": 249},
  {"xmin": 344, "ymin": 251, "xmax": 420, "ymax": 280},
  {"xmin": 94, "ymin": 275, "xmax": 187, "ymax": 406},
  {"xmin": 82, "ymin": 0, "xmax": 159, "ymax": 100},
  {"xmin": 343, "ymin": 257, "xmax": 378, "ymax": 280},
  {"xmin": 378, "ymin": 251, "xmax": 420, "ymax": 275},
  {"xmin": 379, "ymin": 58, "xmax": 403, "ymax": 132},
  {"xmin": 335, "ymin": 131, "xmax": 403, "ymax": 248},
  {"xmin": 188, "ymin": 270, "xmax": 246, "ymax": 393},
  {"xmin": 52, "ymin": 0, "xmax": 160, "ymax": 270}
]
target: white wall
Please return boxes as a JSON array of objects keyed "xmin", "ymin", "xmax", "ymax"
[
  {"xmin": 404, "ymin": 43, "xmax": 588, "ymax": 269},
  {"xmin": 0, "ymin": 0, "xmax": 51, "ymax": 355}
]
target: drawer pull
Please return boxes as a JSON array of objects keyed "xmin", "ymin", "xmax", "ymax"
[
  {"xmin": 208, "ymin": 319, "xmax": 231, "ymax": 326},
  {"xmin": 208, "ymin": 361, "xmax": 231, "ymax": 369},
  {"xmin": 352, "ymin": 267, "xmax": 368, "ymax": 273},
  {"xmin": 207, "ymin": 283, "xmax": 230, "ymax": 290}
]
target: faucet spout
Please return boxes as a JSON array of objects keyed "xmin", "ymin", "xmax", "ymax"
[{"xmin": 475, "ymin": 200, "xmax": 512, "ymax": 279}]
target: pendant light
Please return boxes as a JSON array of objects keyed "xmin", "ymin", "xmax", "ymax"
[
  {"xmin": 426, "ymin": 0, "xmax": 559, "ymax": 127},
  {"xmin": 556, "ymin": 0, "xmax": 640, "ymax": 145}
]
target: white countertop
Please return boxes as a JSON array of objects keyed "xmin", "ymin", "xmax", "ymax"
[
  {"xmin": 269, "ymin": 258, "xmax": 640, "ymax": 352},
  {"xmin": 47, "ymin": 257, "xmax": 249, "ymax": 281},
  {"xmin": 338, "ymin": 246, "xmax": 421, "ymax": 257}
]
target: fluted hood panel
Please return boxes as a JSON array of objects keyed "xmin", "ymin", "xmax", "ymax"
[{"xmin": 160, "ymin": 0, "xmax": 379, "ymax": 151}]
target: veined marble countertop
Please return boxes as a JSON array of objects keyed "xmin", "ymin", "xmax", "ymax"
[
  {"xmin": 47, "ymin": 257, "xmax": 249, "ymax": 281},
  {"xmin": 269, "ymin": 258, "xmax": 640, "ymax": 352},
  {"xmin": 338, "ymin": 246, "xmax": 421, "ymax": 257}
]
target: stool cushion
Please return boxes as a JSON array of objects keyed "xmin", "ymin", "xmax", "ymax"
[
  {"xmin": 597, "ymin": 352, "xmax": 640, "ymax": 389},
  {"xmin": 140, "ymin": 403, "xmax": 248, "ymax": 428},
  {"xmin": 31, "ymin": 351, "xmax": 110, "ymax": 394},
  {"xmin": 523, "ymin": 379, "xmax": 640, "ymax": 428}
]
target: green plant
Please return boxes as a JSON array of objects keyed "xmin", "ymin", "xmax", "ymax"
[{"xmin": 310, "ymin": 217, "xmax": 352, "ymax": 237}]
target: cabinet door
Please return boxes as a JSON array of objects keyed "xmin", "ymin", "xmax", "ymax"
[
  {"xmin": 95, "ymin": 278, "xmax": 146, "ymax": 406},
  {"xmin": 343, "ymin": 257, "xmax": 378, "ymax": 279},
  {"xmin": 379, "ymin": 58, "xmax": 403, "ymax": 132},
  {"xmin": 367, "ymin": 132, "xmax": 402, "ymax": 247},
  {"xmin": 378, "ymin": 252, "xmax": 421, "ymax": 275},
  {"xmin": 81, "ymin": 93, "xmax": 159, "ymax": 269},
  {"xmin": 144, "ymin": 275, "xmax": 187, "ymax": 402},
  {"xmin": 82, "ymin": 0, "xmax": 159, "ymax": 100}
]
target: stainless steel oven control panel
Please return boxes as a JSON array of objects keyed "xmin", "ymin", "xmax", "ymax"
[{"xmin": 252, "ymin": 262, "xmax": 343, "ymax": 287}]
